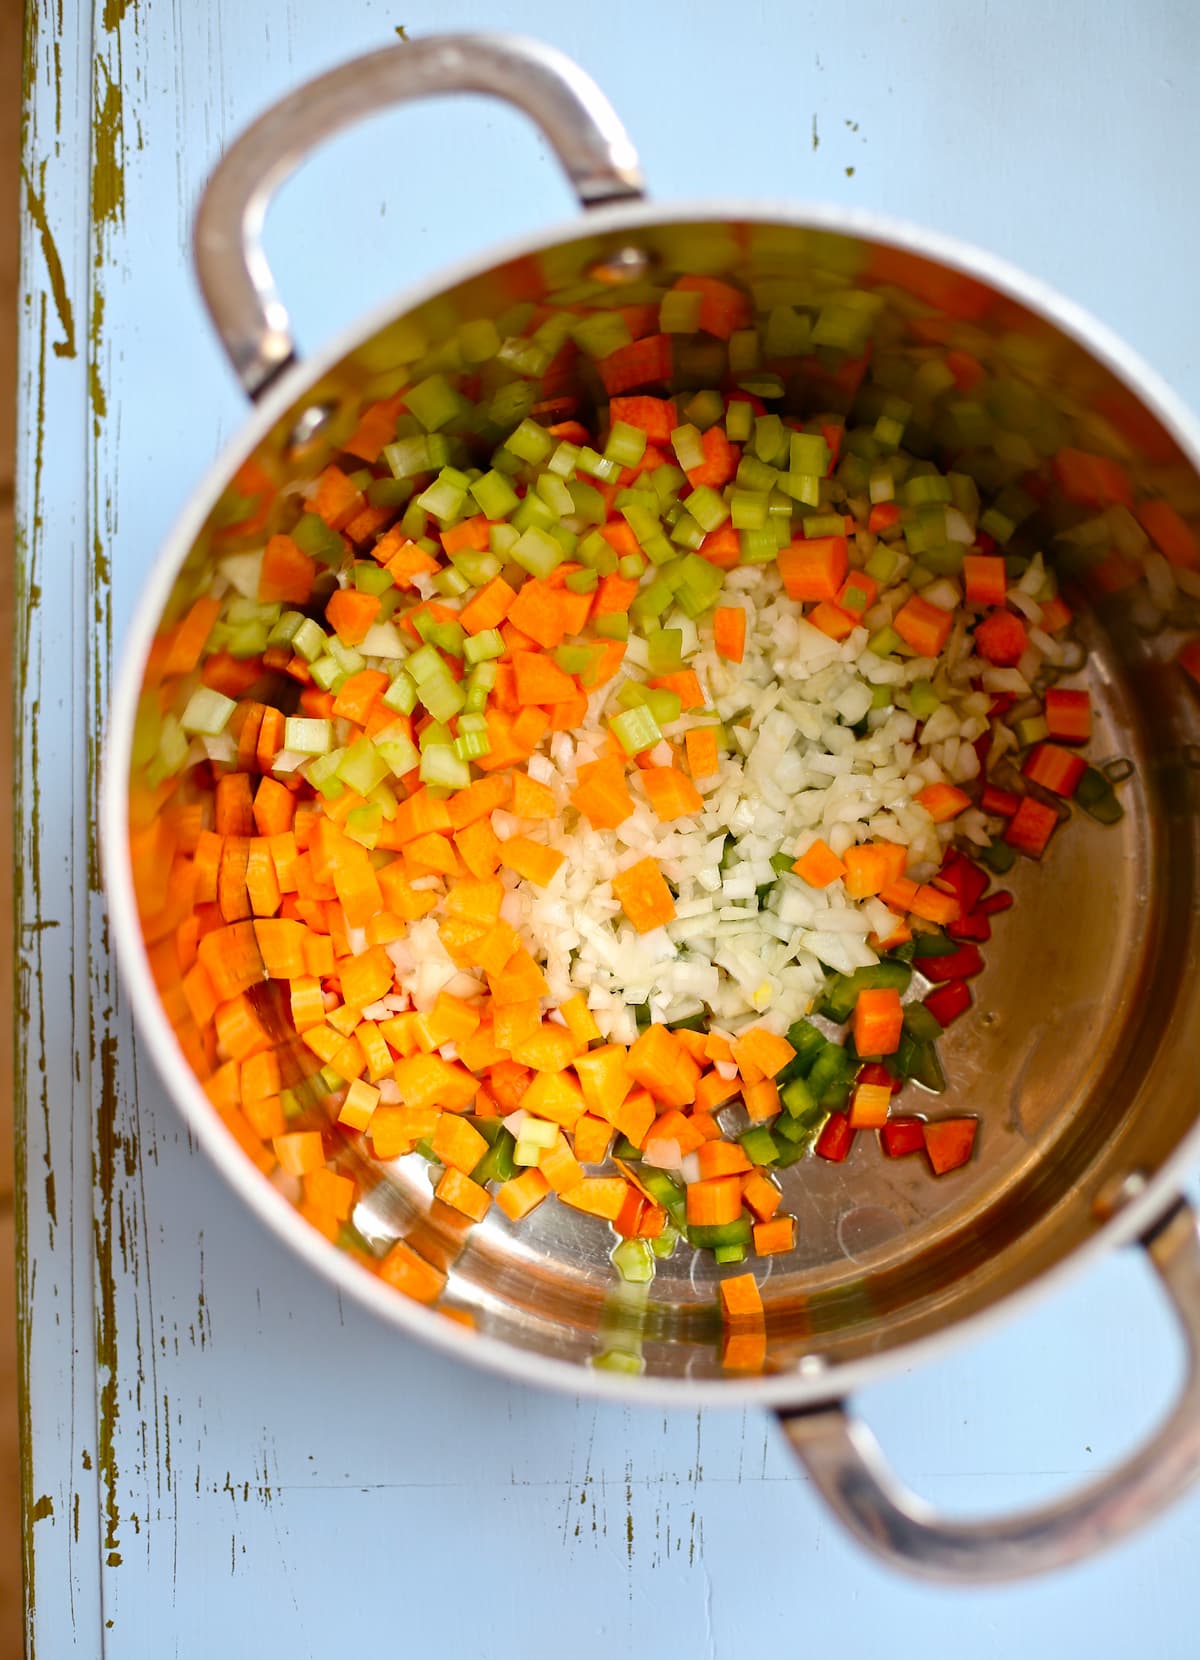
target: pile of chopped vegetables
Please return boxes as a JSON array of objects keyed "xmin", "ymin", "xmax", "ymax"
[{"xmin": 130, "ymin": 267, "xmax": 1200, "ymax": 1356}]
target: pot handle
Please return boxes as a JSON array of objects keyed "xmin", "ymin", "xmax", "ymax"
[
  {"xmin": 193, "ymin": 33, "xmax": 644, "ymax": 400},
  {"xmin": 779, "ymin": 1196, "xmax": 1200, "ymax": 1581}
]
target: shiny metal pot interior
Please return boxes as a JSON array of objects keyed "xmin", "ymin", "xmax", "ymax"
[{"xmin": 103, "ymin": 36, "xmax": 1200, "ymax": 1579}]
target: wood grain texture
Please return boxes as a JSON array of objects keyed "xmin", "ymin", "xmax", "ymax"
[{"xmin": 17, "ymin": 3, "xmax": 1200, "ymax": 1657}]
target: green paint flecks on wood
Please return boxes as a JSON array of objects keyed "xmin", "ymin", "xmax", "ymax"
[
  {"xmin": 21, "ymin": 166, "xmax": 76, "ymax": 358},
  {"xmin": 30, "ymin": 1496, "xmax": 53, "ymax": 1523},
  {"xmin": 88, "ymin": 289, "xmax": 107, "ymax": 423}
]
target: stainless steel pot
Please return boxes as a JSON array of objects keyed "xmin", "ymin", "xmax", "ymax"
[{"xmin": 101, "ymin": 33, "xmax": 1200, "ymax": 1582}]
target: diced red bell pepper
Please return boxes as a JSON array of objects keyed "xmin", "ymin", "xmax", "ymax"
[
  {"xmin": 1005, "ymin": 796, "xmax": 1059, "ymax": 857},
  {"xmin": 948, "ymin": 910, "xmax": 991, "ymax": 942},
  {"xmin": 988, "ymin": 692, "xmax": 1016, "ymax": 719},
  {"xmin": 974, "ymin": 531, "xmax": 998, "ymax": 555},
  {"xmin": 857, "ymin": 1062, "xmax": 902, "ymax": 1094},
  {"xmin": 924, "ymin": 979, "xmax": 973, "ymax": 1027},
  {"xmin": 920, "ymin": 943, "xmax": 985, "ymax": 982},
  {"xmin": 936, "ymin": 849, "xmax": 990, "ymax": 913},
  {"xmin": 978, "ymin": 890, "xmax": 1014, "ymax": 915},
  {"xmin": 815, "ymin": 1114, "xmax": 854, "ymax": 1163},
  {"xmin": 1023, "ymin": 742, "xmax": 1088, "ymax": 798},
  {"xmin": 980, "ymin": 784, "xmax": 1021, "ymax": 817},
  {"xmin": 881, "ymin": 1117, "xmax": 927, "ymax": 1158},
  {"xmin": 1044, "ymin": 687, "xmax": 1092, "ymax": 744},
  {"xmin": 923, "ymin": 1117, "xmax": 979, "ymax": 1175}
]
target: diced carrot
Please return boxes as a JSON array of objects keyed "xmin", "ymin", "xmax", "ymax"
[
  {"xmin": 1004, "ymin": 798, "xmax": 1060, "ymax": 858},
  {"xmin": 162, "ymin": 596, "xmax": 221, "ymax": 677},
  {"xmin": 916, "ymin": 782, "xmax": 972, "ymax": 823},
  {"xmin": 699, "ymin": 523, "xmax": 742, "ymax": 570},
  {"xmin": 626, "ymin": 1024, "xmax": 699, "ymax": 1109},
  {"xmin": 844, "ymin": 841, "xmax": 906, "ymax": 900},
  {"xmin": 539, "ymin": 1133, "xmax": 585, "ymax": 1195},
  {"xmin": 1023, "ymin": 743, "xmax": 1088, "ymax": 797},
  {"xmin": 556, "ymin": 996, "xmax": 601, "ymax": 1051},
  {"xmin": 613, "ymin": 1087, "xmax": 656, "ymax": 1149},
  {"xmin": 508, "ymin": 579, "xmax": 567, "ymax": 649},
  {"xmin": 696, "ymin": 1141, "xmax": 752, "ymax": 1179},
  {"xmin": 1044, "ymin": 688, "xmax": 1092, "ymax": 743},
  {"xmin": 807, "ymin": 600, "xmax": 856, "ymax": 640},
  {"xmin": 197, "ymin": 921, "xmax": 264, "ymax": 1001},
  {"xmin": 686, "ymin": 1175, "xmax": 744, "ymax": 1227},
  {"xmin": 511, "ymin": 771, "xmax": 557, "ymax": 820},
  {"xmin": 1137, "ymin": 498, "xmax": 1198, "ymax": 568},
  {"xmin": 273, "ymin": 1130, "xmax": 325, "ymax": 1176},
  {"xmin": 1052, "ymin": 447, "xmax": 1132, "ymax": 509},
  {"xmin": 611, "ymin": 856, "xmax": 676, "ymax": 933},
  {"xmin": 923, "ymin": 1117, "xmax": 978, "ymax": 1175},
  {"xmin": 331, "ymin": 668, "xmax": 389, "ymax": 726},
  {"xmin": 259, "ymin": 533, "xmax": 315, "ymax": 605},
  {"xmin": 854, "ymin": 987, "xmax": 904, "ymax": 1057},
  {"xmin": 200, "ymin": 651, "xmax": 263, "ymax": 699},
  {"xmin": 597, "ymin": 333, "xmax": 672, "ymax": 396},
  {"xmin": 498, "ymin": 836, "xmax": 565, "ymax": 887},
  {"xmin": 558, "ymin": 1177, "xmax": 629, "ymax": 1221},
  {"xmin": 684, "ymin": 727, "xmax": 720, "ymax": 781},
  {"xmin": 695, "ymin": 1070, "xmax": 740, "ymax": 1114},
  {"xmin": 777, "ymin": 536, "xmax": 848, "ymax": 602},
  {"xmin": 487, "ymin": 946, "xmax": 550, "ymax": 1006},
  {"xmin": 245, "ymin": 840, "xmax": 281, "ymax": 916},
  {"xmin": 608, "ymin": 396, "xmax": 676, "ymax": 444},
  {"xmin": 435, "ymin": 1167, "xmax": 491, "ymax": 1222},
  {"xmin": 378, "ymin": 1239, "xmax": 445, "ymax": 1305},
  {"xmin": 732, "ymin": 1027, "xmax": 795, "ymax": 1080},
  {"xmin": 672, "ymin": 275, "xmax": 751, "ymax": 340},
  {"xmin": 395, "ymin": 1054, "xmax": 479, "ymax": 1113},
  {"xmin": 572, "ymin": 1113, "xmax": 613, "ymax": 1165},
  {"xmin": 848, "ymin": 1081, "xmax": 893, "ymax": 1128},
  {"xmin": 325, "ymin": 587, "xmax": 381, "ymax": 646},
  {"xmin": 742, "ymin": 1080, "xmax": 781, "ymax": 1123},
  {"xmin": 512, "ymin": 1023, "xmax": 582, "ymax": 1076},
  {"xmin": 868, "ymin": 501, "xmax": 902, "ymax": 533},
  {"xmin": 752, "ymin": 1216, "xmax": 796, "ymax": 1257},
  {"xmin": 963, "ymin": 553, "xmax": 1007, "ymax": 607},
  {"xmin": 909, "ymin": 884, "xmax": 961, "ymax": 925},
  {"xmin": 974, "ymin": 608, "xmax": 1028, "ymax": 667},
  {"xmin": 311, "ymin": 464, "xmax": 364, "ymax": 530},
  {"xmin": 685, "ymin": 424, "xmax": 739, "ymax": 489},
  {"xmin": 495, "ymin": 1168, "xmax": 551, "ymax": 1220},
  {"xmin": 712, "ymin": 605, "xmax": 746, "ymax": 663},
  {"xmin": 571, "ymin": 758, "xmax": 635, "ymax": 830},
  {"xmin": 640, "ymin": 766, "xmax": 703, "ymax": 823},
  {"xmin": 573, "ymin": 1045, "xmax": 633, "ymax": 1123},
  {"xmin": 512, "ymin": 650, "xmax": 577, "ymax": 706},
  {"xmin": 793, "ymin": 838, "xmax": 847, "ymax": 888},
  {"xmin": 381, "ymin": 537, "xmax": 440, "ymax": 588},
  {"xmin": 458, "ymin": 574, "xmax": 516, "ymax": 634},
  {"xmin": 741, "ymin": 1170, "xmax": 782, "ymax": 1222},
  {"xmin": 718, "ymin": 1271, "xmax": 763, "ymax": 1322},
  {"xmin": 837, "ymin": 570, "xmax": 879, "ymax": 617},
  {"xmin": 893, "ymin": 593, "xmax": 954, "ymax": 656},
  {"xmin": 1038, "ymin": 594, "xmax": 1073, "ymax": 634}
]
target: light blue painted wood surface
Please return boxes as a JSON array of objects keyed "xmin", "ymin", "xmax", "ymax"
[{"xmin": 16, "ymin": 2, "xmax": 1200, "ymax": 1655}]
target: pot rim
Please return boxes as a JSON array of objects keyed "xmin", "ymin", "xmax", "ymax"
[{"xmin": 102, "ymin": 195, "xmax": 1200, "ymax": 1408}]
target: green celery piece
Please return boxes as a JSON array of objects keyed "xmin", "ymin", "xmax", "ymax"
[
  {"xmin": 308, "ymin": 655, "xmax": 345, "ymax": 693},
  {"xmin": 725, "ymin": 398, "xmax": 754, "ymax": 442},
  {"xmin": 454, "ymin": 728, "xmax": 491, "ymax": 762},
  {"xmin": 382, "ymin": 671, "xmax": 417, "ymax": 715},
  {"xmin": 283, "ymin": 716, "xmax": 331, "ymax": 756},
  {"xmin": 659, "ymin": 289, "xmax": 702, "ymax": 332},
  {"xmin": 507, "ymin": 418, "xmax": 554, "ymax": 465},
  {"xmin": 712, "ymin": 1244, "xmax": 748, "ymax": 1265},
  {"xmin": 291, "ymin": 512, "xmax": 345, "ymax": 564},
  {"xmin": 449, "ymin": 548, "xmax": 501, "ymax": 588},
  {"xmin": 611, "ymin": 1239, "xmax": 655, "ymax": 1284},
  {"xmin": 565, "ymin": 566, "xmax": 598, "ymax": 594},
  {"xmin": 605, "ymin": 421, "xmax": 648, "ymax": 468},
  {"xmin": 470, "ymin": 468, "xmax": 520, "ymax": 520},
  {"xmin": 683, "ymin": 389, "xmax": 724, "ymax": 431},
  {"xmin": 419, "ymin": 744, "xmax": 471, "ymax": 789},
  {"xmin": 908, "ymin": 678, "xmax": 941, "ymax": 718},
  {"xmin": 866, "ymin": 544, "xmax": 900, "ymax": 583},
  {"xmin": 671, "ymin": 423, "xmax": 705, "ymax": 472},
  {"xmin": 419, "ymin": 674, "xmax": 466, "ymax": 723},
  {"xmin": 902, "ymin": 472, "xmax": 952, "ymax": 506},
  {"xmin": 739, "ymin": 527, "xmax": 778, "ymax": 564},
  {"xmin": 730, "ymin": 490, "xmax": 770, "ymax": 530},
  {"xmin": 344, "ymin": 803, "xmax": 384, "ymax": 849},
  {"xmin": 790, "ymin": 430, "xmax": 831, "ymax": 475},
  {"xmin": 572, "ymin": 312, "xmax": 631, "ymax": 360},
  {"xmin": 180, "ymin": 687, "xmax": 235, "ymax": 737},
  {"xmin": 687, "ymin": 1217, "xmax": 753, "ymax": 1250},
  {"xmin": 753, "ymin": 413, "xmax": 788, "ymax": 467},
  {"xmin": 867, "ymin": 625, "xmax": 901, "ymax": 657},
  {"xmin": 593, "ymin": 612, "xmax": 629, "ymax": 642},
  {"xmin": 567, "ymin": 478, "xmax": 606, "ymax": 524},
  {"xmin": 644, "ymin": 688, "xmax": 682, "ymax": 726},
  {"xmin": 547, "ymin": 440, "xmax": 580, "ymax": 478},
  {"xmin": 646, "ymin": 628, "xmax": 683, "ymax": 674},
  {"xmin": 609, "ymin": 704, "xmax": 662, "ymax": 756},
  {"xmin": 512, "ymin": 525, "xmax": 564, "ymax": 579},
  {"xmin": 536, "ymin": 471, "xmax": 575, "ymax": 517},
  {"xmin": 353, "ymin": 561, "xmax": 394, "ymax": 597},
  {"xmin": 463, "ymin": 629, "xmax": 504, "ymax": 665},
  {"xmin": 555, "ymin": 643, "xmax": 602, "ymax": 677},
  {"xmin": 619, "ymin": 554, "xmax": 646, "ymax": 582},
  {"xmin": 685, "ymin": 485, "xmax": 729, "ymax": 533}
]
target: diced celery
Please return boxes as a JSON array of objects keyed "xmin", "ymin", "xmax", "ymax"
[
  {"xmin": 449, "ymin": 548, "xmax": 501, "ymax": 588},
  {"xmin": 572, "ymin": 312, "xmax": 631, "ymax": 360},
  {"xmin": 512, "ymin": 525, "xmax": 564, "ymax": 579},
  {"xmin": 730, "ymin": 490, "xmax": 770, "ymax": 531},
  {"xmin": 902, "ymin": 472, "xmax": 952, "ymax": 507},
  {"xmin": 382, "ymin": 434, "xmax": 435, "ymax": 480},
  {"xmin": 454, "ymin": 723, "xmax": 492, "ymax": 762},
  {"xmin": 640, "ymin": 533, "xmax": 675, "ymax": 567},
  {"xmin": 458, "ymin": 317, "xmax": 502, "ymax": 363},
  {"xmin": 605, "ymin": 421, "xmax": 648, "ymax": 468},
  {"xmin": 463, "ymin": 628, "xmax": 504, "ymax": 664},
  {"xmin": 566, "ymin": 478, "xmax": 606, "ymax": 524},
  {"xmin": 306, "ymin": 748, "xmax": 345, "ymax": 798},
  {"xmin": 426, "ymin": 621, "xmax": 465, "ymax": 658},
  {"xmin": 374, "ymin": 728, "xmax": 420, "ymax": 776},
  {"xmin": 611, "ymin": 1239, "xmax": 655, "ymax": 1284},
  {"xmin": 284, "ymin": 716, "xmax": 332, "ymax": 755},
  {"xmin": 728, "ymin": 329, "xmax": 758, "ymax": 376},
  {"xmin": 867, "ymin": 625, "xmax": 901, "ymax": 657},
  {"xmin": 683, "ymin": 389, "xmax": 724, "ymax": 431},
  {"xmin": 337, "ymin": 738, "xmax": 390, "ymax": 796},
  {"xmin": 780, "ymin": 472, "xmax": 821, "ymax": 507},
  {"xmin": 179, "ymin": 687, "xmax": 236, "ymax": 737},
  {"xmin": 547, "ymin": 440, "xmax": 580, "ymax": 479},
  {"xmin": 646, "ymin": 628, "xmax": 683, "ymax": 673},
  {"xmin": 713, "ymin": 1244, "xmax": 747, "ymax": 1265},
  {"xmin": 670, "ymin": 423, "xmax": 705, "ymax": 472},
  {"xmin": 344, "ymin": 804, "xmax": 383, "ymax": 848},
  {"xmin": 1015, "ymin": 714, "xmax": 1049, "ymax": 748},
  {"xmin": 866, "ymin": 544, "xmax": 900, "ymax": 583},
  {"xmin": 309, "ymin": 655, "xmax": 345, "ymax": 693},
  {"xmin": 419, "ymin": 744, "xmax": 471, "ymax": 789},
  {"xmin": 685, "ymin": 485, "xmax": 729, "ymax": 533},
  {"xmin": 753, "ymin": 414, "xmax": 787, "ymax": 467},
  {"xmin": 400, "ymin": 500, "xmax": 430, "ymax": 540},
  {"xmin": 382, "ymin": 670, "xmax": 417, "ymax": 715},
  {"xmin": 565, "ymin": 566, "xmax": 598, "ymax": 594},
  {"xmin": 576, "ymin": 446, "xmax": 621, "ymax": 483},
  {"xmin": 469, "ymin": 468, "xmax": 519, "ymax": 520},
  {"xmin": 325, "ymin": 636, "xmax": 365, "ymax": 677},
  {"xmin": 609, "ymin": 704, "xmax": 662, "ymax": 755},
  {"xmin": 659, "ymin": 289, "xmax": 702, "ymax": 332},
  {"xmin": 736, "ymin": 454, "xmax": 779, "ymax": 492},
  {"xmin": 291, "ymin": 513, "xmax": 345, "ymax": 564},
  {"xmin": 764, "ymin": 304, "xmax": 812, "ymax": 356},
  {"xmin": 535, "ymin": 471, "xmax": 575, "ymax": 517},
  {"xmin": 725, "ymin": 399, "xmax": 753, "ymax": 443},
  {"xmin": 406, "ymin": 373, "xmax": 468, "ymax": 432},
  {"xmin": 593, "ymin": 612, "xmax": 629, "ymax": 642},
  {"xmin": 669, "ymin": 512, "xmax": 705, "ymax": 551},
  {"xmin": 419, "ymin": 674, "xmax": 467, "ymax": 723},
  {"xmin": 555, "ymin": 643, "xmax": 601, "ymax": 677},
  {"xmin": 909, "ymin": 679, "xmax": 941, "ymax": 718},
  {"xmin": 789, "ymin": 431, "xmax": 831, "ymax": 476},
  {"xmin": 497, "ymin": 336, "xmax": 551, "ymax": 378},
  {"xmin": 739, "ymin": 527, "xmax": 778, "ymax": 564},
  {"xmin": 416, "ymin": 467, "xmax": 470, "ymax": 524},
  {"xmin": 266, "ymin": 609, "xmax": 305, "ymax": 648},
  {"xmin": 507, "ymin": 418, "xmax": 554, "ymax": 465},
  {"xmin": 644, "ymin": 688, "xmax": 682, "ymax": 726}
]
